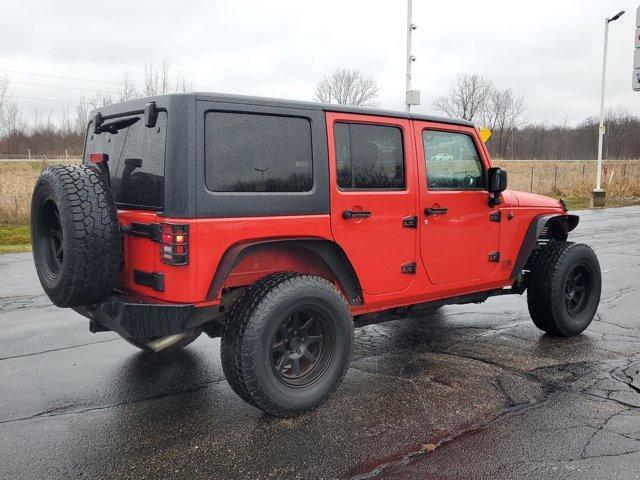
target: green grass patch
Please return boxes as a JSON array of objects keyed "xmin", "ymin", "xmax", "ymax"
[{"xmin": 0, "ymin": 225, "xmax": 31, "ymax": 254}]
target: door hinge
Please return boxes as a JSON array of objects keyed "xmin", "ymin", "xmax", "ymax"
[
  {"xmin": 401, "ymin": 262, "xmax": 416, "ymax": 274},
  {"xmin": 489, "ymin": 211, "xmax": 502, "ymax": 222},
  {"xmin": 488, "ymin": 251, "xmax": 501, "ymax": 262},
  {"xmin": 402, "ymin": 215, "xmax": 418, "ymax": 228}
]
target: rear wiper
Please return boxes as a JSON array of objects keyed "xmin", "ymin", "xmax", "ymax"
[{"xmin": 96, "ymin": 116, "xmax": 140, "ymax": 134}]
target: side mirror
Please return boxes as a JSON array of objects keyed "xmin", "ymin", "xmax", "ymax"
[{"xmin": 488, "ymin": 167, "xmax": 508, "ymax": 194}]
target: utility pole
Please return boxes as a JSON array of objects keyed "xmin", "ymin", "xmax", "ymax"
[
  {"xmin": 593, "ymin": 10, "xmax": 625, "ymax": 208},
  {"xmin": 405, "ymin": 0, "xmax": 419, "ymax": 112},
  {"xmin": 634, "ymin": 5, "xmax": 640, "ymax": 91}
]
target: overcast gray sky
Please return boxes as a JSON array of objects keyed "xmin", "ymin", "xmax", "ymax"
[{"xmin": 1, "ymin": 0, "xmax": 638, "ymax": 125}]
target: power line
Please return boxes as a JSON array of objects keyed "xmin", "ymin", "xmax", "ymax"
[
  {"xmin": 0, "ymin": 45, "xmax": 144, "ymax": 68},
  {"xmin": 0, "ymin": 45, "xmax": 317, "ymax": 90},
  {"xmin": 2, "ymin": 46, "xmax": 402, "ymax": 105},
  {"xmin": 12, "ymin": 80, "xmax": 117, "ymax": 94},
  {"xmin": 3, "ymin": 69, "xmax": 120, "ymax": 85},
  {"xmin": 13, "ymin": 95, "xmax": 81, "ymax": 104}
]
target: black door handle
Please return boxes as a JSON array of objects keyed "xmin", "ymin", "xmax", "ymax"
[
  {"xmin": 424, "ymin": 207, "xmax": 448, "ymax": 216},
  {"xmin": 342, "ymin": 210, "xmax": 372, "ymax": 219}
]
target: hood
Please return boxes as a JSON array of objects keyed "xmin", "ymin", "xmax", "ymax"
[{"xmin": 509, "ymin": 190, "xmax": 564, "ymax": 209}]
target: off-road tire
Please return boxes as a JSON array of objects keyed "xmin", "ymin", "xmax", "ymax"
[
  {"xmin": 221, "ymin": 273, "xmax": 354, "ymax": 416},
  {"xmin": 124, "ymin": 327, "xmax": 203, "ymax": 353},
  {"xmin": 527, "ymin": 241, "xmax": 601, "ymax": 336},
  {"xmin": 31, "ymin": 165, "xmax": 121, "ymax": 307}
]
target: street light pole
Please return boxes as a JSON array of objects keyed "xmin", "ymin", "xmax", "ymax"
[
  {"xmin": 593, "ymin": 10, "xmax": 625, "ymax": 207},
  {"xmin": 405, "ymin": 0, "xmax": 413, "ymax": 112}
]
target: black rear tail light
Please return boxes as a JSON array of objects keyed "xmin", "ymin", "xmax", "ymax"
[{"xmin": 160, "ymin": 223, "xmax": 189, "ymax": 265}]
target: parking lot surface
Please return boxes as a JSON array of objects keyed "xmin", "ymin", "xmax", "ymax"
[{"xmin": 1, "ymin": 206, "xmax": 639, "ymax": 479}]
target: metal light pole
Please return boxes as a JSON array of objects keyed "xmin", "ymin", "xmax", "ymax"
[
  {"xmin": 593, "ymin": 10, "xmax": 625, "ymax": 207},
  {"xmin": 405, "ymin": 0, "xmax": 419, "ymax": 112}
]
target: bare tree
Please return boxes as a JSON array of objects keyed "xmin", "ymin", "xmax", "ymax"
[
  {"xmin": 175, "ymin": 71, "xmax": 195, "ymax": 93},
  {"xmin": 481, "ymin": 88, "xmax": 526, "ymax": 157},
  {"xmin": 0, "ymin": 74, "xmax": 10, "ymax": 114},
  {"xmin": 85, "ymin": 92, "xmax": 114, "ymax": 110},
  {"xmin": 145, "ymin": 59, "xmax": 171, "ymax": 96},
  {"xmin": 603, "ymin": 105, "xmax": 636, "ymax": 159},
  {"xmin": 1, "ymin": 102, "xmax": 25, "ymax": 153},
  {"xmin": 144, "ymin": 60, "xmax": 194, "ymax": 95},
  {"xmin": 433, "ymin": 74, "xmax": 494, "ymax": 122},
  {"xmin": 117, "ymin": 73, "xmax": 139, "ymax": 102},
  {"xmin": 0, "ymin": 74, "xmax": 12, "ymax": 134},
  {"xmin": 73, "ymin": 93, "xmax": 113, "ymax": 135},
  {"xmin": 314, "ymin": 68, "xmax": 379, "ymax": 106},
  {"xmin": 75, "ymin": 96, "xmax": 90, "ymax": 136}
]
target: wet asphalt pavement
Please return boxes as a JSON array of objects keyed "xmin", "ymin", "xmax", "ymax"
[{"xmin": 1, "ymin": 206, "xmax": 639, "ymax": 479}]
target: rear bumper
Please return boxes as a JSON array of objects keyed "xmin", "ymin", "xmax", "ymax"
[{"xmin": 73, "ymin": 291, "xmax": 216, "ymax": 341}]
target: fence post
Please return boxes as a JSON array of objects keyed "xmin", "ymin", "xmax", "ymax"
[
  {"xmin": 623, "ymin": 163, "xmax": 627, "ymax": 178},
  {"xmin": 554, "ymin": 166, "xmax": 558, "ymax": 191},
  {"xmin": 582, "ymin": 164, "xmax": 586, "ymax": 177},
  {"xmin": 28, "ymin": 148, "xmax": 31, "ymax": 160},
  {"xmin": 530, "ymin": 165, "xmax": 534, "ymax": 192}
]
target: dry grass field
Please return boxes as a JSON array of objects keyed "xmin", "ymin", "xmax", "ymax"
[
  {"xmin": 0, "ymin": 159, "xmax": 638, "ymax": 251},
  {"xmin": 497, "ymin": 160, "xmax": 640, "ymax": 198},
  {"xmin": 0, "ymin": 161, "xmax": 79, "ymax": 225}
]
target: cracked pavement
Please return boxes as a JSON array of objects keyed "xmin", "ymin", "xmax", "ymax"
[{"xmin": 1, "ymin": 206, "xmax": 639, "ymax": 479}]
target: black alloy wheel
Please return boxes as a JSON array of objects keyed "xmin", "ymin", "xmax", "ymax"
[
  {"xmin": 271, "ymin": 309, "xmax": 334, "ymax": 387},
  {"xmin": 38, "ymin": 198, "xmax": 64, "ymax": 278},
  {"xmin": 564, "ymin": 265, "xmax": 592, "ymax": 317}
]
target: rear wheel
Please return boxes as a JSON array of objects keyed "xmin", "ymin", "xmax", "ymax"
[
  {"xmin": 221, "ymin": 273, "xmax": 354, "ymax": 416},
  {"xmin": 527, "ymin": 241, "xmax": 601, "ymax": 336}
]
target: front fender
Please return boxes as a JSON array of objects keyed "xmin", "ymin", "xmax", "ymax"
[{"xmin": 510, "ymin": 214, "xmax": 579, "ymax": 280}]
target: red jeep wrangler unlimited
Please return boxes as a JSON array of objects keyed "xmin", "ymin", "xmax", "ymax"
[{"xmin": 31, "ymin": 93, "xmax": 601, "ymax": 416}]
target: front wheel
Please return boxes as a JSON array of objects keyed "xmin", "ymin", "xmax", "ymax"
[
  {"xmin": 527, "ymin": 241, "xmax": 601, "ymax": 336},
  {"xmin": 221, "ymin": 273, "xmax": 354, "ymax": 417}
]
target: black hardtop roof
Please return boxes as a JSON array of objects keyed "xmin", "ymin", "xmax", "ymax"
[
  {"xmin": 194, "ymin": 92, "xmax": 475, "ymax": 127},
  {"xmin": 91, "ymin": 92, "xmax": 474, "ymax": 128}
]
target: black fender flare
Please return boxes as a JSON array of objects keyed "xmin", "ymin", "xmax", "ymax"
[
  {"xmin": 510, "ymin": 214, "xmax": 580, "ymax": 280},
  {"xmin": 207, "ymin": 238, "xmax": 363, "ymax": 306}
]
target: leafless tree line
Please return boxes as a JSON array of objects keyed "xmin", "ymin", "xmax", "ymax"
[
  {"xmin": 433, "ymin": 73, "xmax": 640, "ymax": 159},
  {"xmin": 0, "ymin": 60, "xmax": 194, "ymax": 155},
  {"xmin": 503, "ymin": 106, "xmax": 640, "ymax": 160},
  {"xmin": 1, "ymin": 66, "xmax": 638, "ymax": 159},
  {"xmin": 433, "ymin": 73, "xmax": 527, "ymax": 158}
]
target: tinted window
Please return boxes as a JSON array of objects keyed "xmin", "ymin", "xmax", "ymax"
[
  {"xmin": 335, "ymin": 123, "xmax": 405, "ymax": 189},
  {"xmin": 84, "ymin": 112, "xmax": 167, "ymax": 209},
  {"xmin": 205, "ymin": 112, "xmax": 313, "ymax": 192},
  {"xmin": 423, "ymin": 130, "xmax": 483, "ymax": 190}
]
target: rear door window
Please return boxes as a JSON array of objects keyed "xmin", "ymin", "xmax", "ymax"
[
  {"xmin": 84, "ymin": 112, "xmax": 167, "ymax": 209},
  {"xmin": 334, "ymin": 123, "xmax": 405, "ymax": 189},
  {"xmin": 204, "ymin": 112, "xmax": 313, "ymax": 193}
]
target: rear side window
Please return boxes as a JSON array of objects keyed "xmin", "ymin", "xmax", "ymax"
[
  {"xmin": 84, "ymin": 112, "xmax": 167, "ymax": 209},
  {"xmin": 423, "ymin": 130, "xmax": 484, "ymax": 190},
  {"xmin": 334, "ymin": 123, "xmax": 405, "ymax": 189},
  {"xmin": 205, "ymin": 112, "xmax": 313, "ymax": 192}
]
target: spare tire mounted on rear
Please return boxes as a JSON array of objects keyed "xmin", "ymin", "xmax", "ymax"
[{"xmin": 31, "ymin": 165, "xmax": 121, "ymax": 307}]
